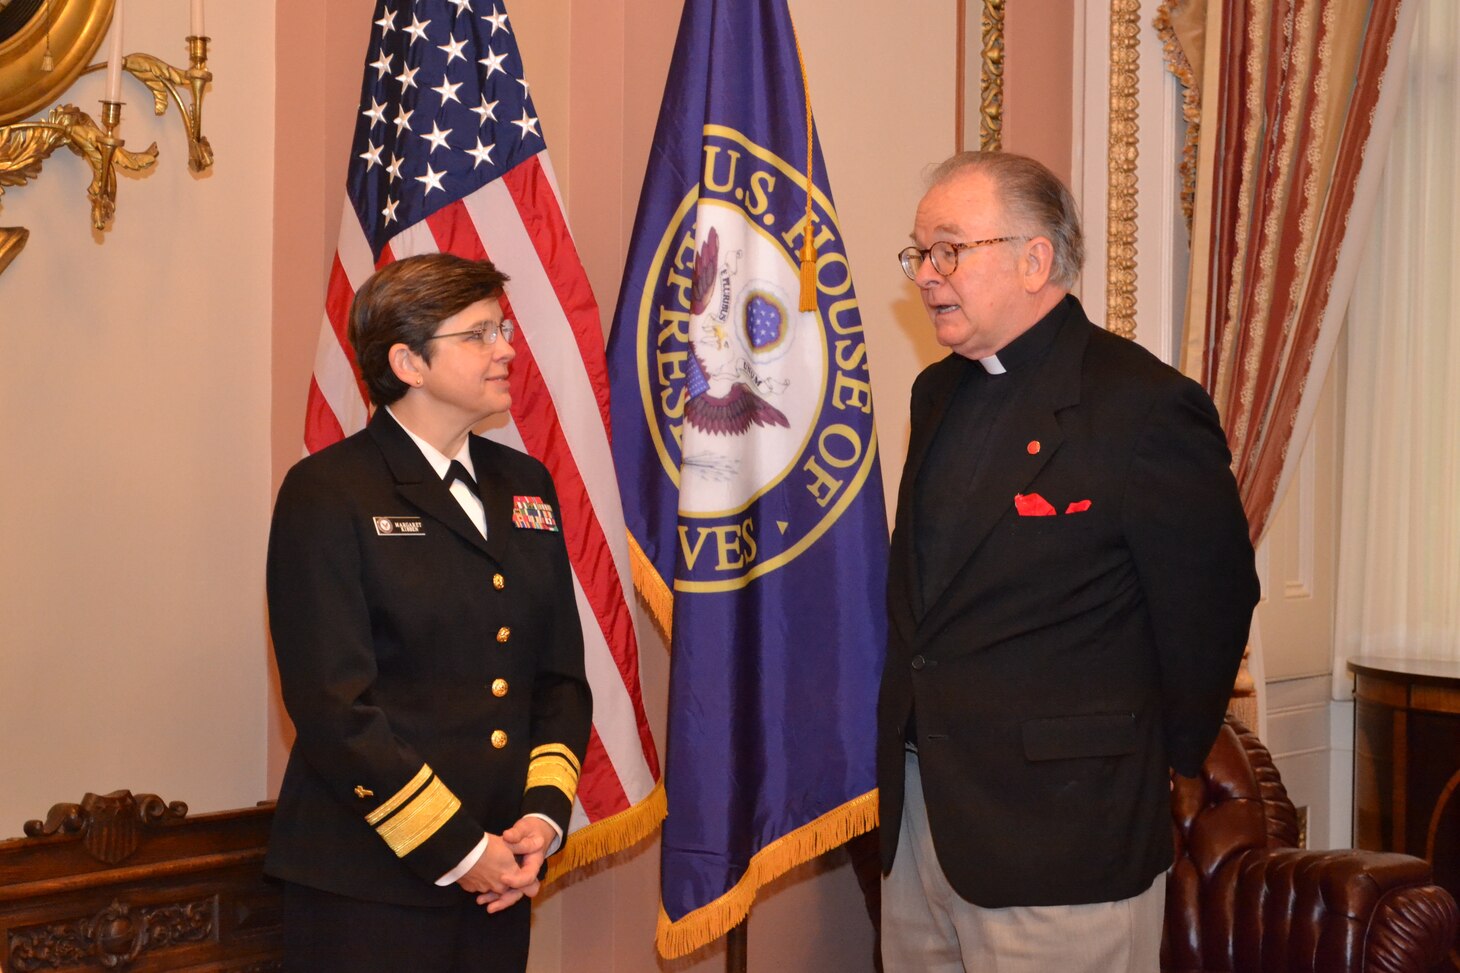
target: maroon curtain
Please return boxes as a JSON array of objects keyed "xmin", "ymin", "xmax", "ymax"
[{"xmin": 1171, "ymin": 0, "xmax": 1409, "ymax": 545}]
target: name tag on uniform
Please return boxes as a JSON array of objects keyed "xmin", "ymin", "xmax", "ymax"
[
  {"xmin": 374, "ymin": 516, "xmax": 425, "ymax": 536},
  {"xmin": 512, "ymin": 496, "xmax": 559, "ymax": 531}
]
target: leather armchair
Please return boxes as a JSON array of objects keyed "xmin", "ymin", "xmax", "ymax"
[{"xmin": 1165, "ymin": 716, "xmax": 1459, "ymax": 972}]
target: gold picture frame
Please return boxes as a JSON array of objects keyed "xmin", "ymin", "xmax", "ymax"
[
  {"xmin": 0, "ymin": 0, "xmax": 114, "ymax": 125},
  {"xmin": 957, "ymin": 0, "xmax": 1004, "ymax": 153},
  {"xmin": 957, "ymin": 0, "xmax": 1142, "ymax": 342},
  {"xmin": 1106, "ymin": 0, "xmax": 1140, "ymax": 340}
]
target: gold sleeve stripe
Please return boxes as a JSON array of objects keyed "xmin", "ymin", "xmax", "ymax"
[
  {"xmin": 365, "ymin": 764, "xmax": 433, "ymax": 826},
  {"xmin": 374, "ymin": 775, "xmax": 462, "ymax": 857},
  {"xmin": 525, "ymin": 754, "xmax": 580, "ymax": 804},
  {"xmin": 529, "ymin": 743, "xmax": 582, "ymax": 774}
]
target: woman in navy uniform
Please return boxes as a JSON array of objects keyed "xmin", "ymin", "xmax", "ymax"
[{"xmin": 266, "ymin": 253, "xmax": 591, "ymax": 972}]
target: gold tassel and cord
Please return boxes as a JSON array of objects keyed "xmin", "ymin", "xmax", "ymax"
[{"xmin": 792, "ymin": 23, "xmax": 818, "ymax": 313}]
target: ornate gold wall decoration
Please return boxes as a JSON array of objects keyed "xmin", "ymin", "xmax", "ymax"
[
  {"xmin": 956, "ymin": 0, "xmax": 1004, "ymax": 153},
  {"xmin": 980, "ymin": 0, "xmax": 1004, "ymax": 151},
  {"xmin": 1154, "ymin": 0, "xmax": 1204, "ymax": 233},
  {"xmin": 1, "ymin": 102, "xmax": 160, "ymax": 230},
  {"xmin": 1106, "ymin": 0, "xmax": 1141, "ymax": 340},
  {"xmin": 0, "ymin": 3, "xmax": 212, "ymax": 276}
]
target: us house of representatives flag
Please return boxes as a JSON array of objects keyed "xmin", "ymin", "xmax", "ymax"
[
  {"xmin": 304, "ymin": 0, "xmax": 663, "ymax": 876},
  {"xmin": 605, "ymin": 0, "xmax": 888, "ymax": 956}
]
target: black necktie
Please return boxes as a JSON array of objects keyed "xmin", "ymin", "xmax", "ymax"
[{"xmin": 445, "ymin": 460, "xmax": 478, "ymax": 493}]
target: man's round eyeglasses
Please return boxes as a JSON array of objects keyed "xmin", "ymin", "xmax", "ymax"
[
  {"xmin": 426, "ymin": 320, "xmax": 516, "ymax": 345},
  {"xmin": 898, "ymin": 237, "xmax": 1025, "ymax": 280}
]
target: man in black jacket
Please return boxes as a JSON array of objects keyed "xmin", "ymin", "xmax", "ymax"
[{"xmin": 878, "ymin": 152, "xmax": 1258, "ymax": 971}]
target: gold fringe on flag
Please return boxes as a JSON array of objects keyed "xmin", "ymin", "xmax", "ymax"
[
  {"xmin": 628, "ymin": 530, "xmax": 674, "ymax": 641},
  {"xmin": 791, "ymin": 21, "xmax": 818, "ymax": 313},
  {"xmin": 654, "ymin": 790, "xmax": 880, "ymax": 959},
  {"xmin": 544, "ymin": 778, "xmax": 667, "ymax": 884}
]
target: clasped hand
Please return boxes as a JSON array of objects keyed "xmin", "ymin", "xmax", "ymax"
[{"xmin": 456, "ymin": 816, "xmax": 556, "ymax": 913}]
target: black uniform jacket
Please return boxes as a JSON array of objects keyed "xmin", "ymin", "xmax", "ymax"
[
  {"xmin": 265, "ymin": 409, "xmax": 591, "ymax": 907},
  {"xmin": 878, "ymin": 296, "xmax": 1259, "ymax": 908}
]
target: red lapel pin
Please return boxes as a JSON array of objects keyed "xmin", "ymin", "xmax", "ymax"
[{"xmin": 1026, "ymin": 440, "xmax": 1040, "ymax": 455}]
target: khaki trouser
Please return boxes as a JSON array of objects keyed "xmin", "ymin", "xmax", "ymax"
[{"xmin": 882, "ymin": 752, "xmax": 1165, "ymax": 973}]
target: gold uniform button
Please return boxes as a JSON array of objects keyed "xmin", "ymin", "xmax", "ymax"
[
  {"xmin": 491, "ymin": 678, "xmax": 509, "ymax": 697},
  {"xmin": 492, "ymin": 573, "xmax": 505, "ymax": 590},
  {"xmin": 496, "ymin": 626, "xmax": 511, "ymax": 643},
  {"xmin": 491, "ymin": 730, "xmax": 508, "ymax": 749}
]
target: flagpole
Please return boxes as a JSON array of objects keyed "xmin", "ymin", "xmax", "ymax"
[{"xmin": 726, "ymin": 920, "xmax": 748, "ymax": 973}]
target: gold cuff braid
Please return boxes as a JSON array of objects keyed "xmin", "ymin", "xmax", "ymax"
[
  {"xmin": 526, "ymin": 744, "xmax": 581, "ymax": 804},
  {"xmin": 366, "ymin": 765, "xmax": 463, "ymax": 858},
  {"xmin": 365, "ymin": 764, "xmax": 433, "ymax": 826},
  {"xmin": 375, "ymin": 775, "xmax": 461, "ymax": 857}
]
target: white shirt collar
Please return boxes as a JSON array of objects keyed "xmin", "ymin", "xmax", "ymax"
[
  {"xmin": 384, "ymin": 406, "xmax": 476, "ymax": 482},
  {"xmin": 978, "ymin": 353, "xmax": 1006, "ymax": 375}
]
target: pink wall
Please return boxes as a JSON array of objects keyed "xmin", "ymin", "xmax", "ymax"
[
  {"xmin": 0, "ymin": 0, "xmax": 274, "ymax": 834},
  {"xmin": 1004, "ymin": 0, "xmax": 1075, "ymax": 186},
  {"xmin": 267, "ymin": 0, "xmax": 375, "ymax": 791},
  {"xmin": 270, "ymin": 0, "xmax": 372, "ymax": 496}
]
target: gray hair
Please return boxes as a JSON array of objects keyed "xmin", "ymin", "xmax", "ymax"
[{"xmin": 926, "ymin": 151, "xmax": 1084, "ymax": 289}]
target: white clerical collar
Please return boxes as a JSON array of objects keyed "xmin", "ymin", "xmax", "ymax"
[
  {"xmin": 978, "ymin": 354, "xmax": 1007, "ymax": 375},
  {"xmin": 384, "ymin": 406, "xmax": 476, "ymax": 482}
]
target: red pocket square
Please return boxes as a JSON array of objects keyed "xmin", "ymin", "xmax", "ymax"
[
  {"xmin": 1014, "ymin": 493, "xmax": 1057, "ymax": 517},
  {"xmin": 1065, "ymin": 499, "xmax": 1092, "ymax": 514}
]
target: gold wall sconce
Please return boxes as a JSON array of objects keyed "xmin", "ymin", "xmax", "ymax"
[{"xmin": 0, "ymin": 0, "xmax": 214, "ymax": 276}]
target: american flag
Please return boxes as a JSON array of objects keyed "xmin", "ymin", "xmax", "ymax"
[{"xmin": 304, "ymin": 0, "xmax": 663, "ymax": 875}]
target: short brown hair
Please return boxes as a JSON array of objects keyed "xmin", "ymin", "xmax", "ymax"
[
  {"xmin": 348, "ymin": 254, "xmax": 510, "ymax": 406},
  {"xmin": 927, "ymin": 151, "xmax": 1084, "ymax": 289}
]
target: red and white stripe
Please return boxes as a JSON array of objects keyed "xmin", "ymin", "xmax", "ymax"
[{"xmin": 305, "ymin": 151, "xmax": 661, "ymax": 852}]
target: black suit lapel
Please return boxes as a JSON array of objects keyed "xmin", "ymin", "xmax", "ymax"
[
  {"xmin": 368, "ymin": 410, "xmax": 496, "ymax": 559},
  {"xmin": 916, "ymin": 311, "xmax": 1092, "ymax": 628}
]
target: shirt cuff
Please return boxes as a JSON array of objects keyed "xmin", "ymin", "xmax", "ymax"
[
  {"xmin": 527, "ymin": 812, "xmax": 564, "ymax": 856},
  {"xmin": 435, "ymin": 833, "xmax": 488, "ymax": 886}
]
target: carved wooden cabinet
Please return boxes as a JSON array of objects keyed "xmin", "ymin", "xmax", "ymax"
[
  {"xmin": 0, "ymin": 791, "xmax": 281, "ymax": 972},
  {"xmin": 1350, "ymin": 656, "xmax": 1460, "ymax": 972}
]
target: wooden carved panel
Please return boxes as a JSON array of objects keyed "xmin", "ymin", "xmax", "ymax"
[
  {"xmin": 8, "ymin": 896, "xmax": 215, "ymax": 971},
  {"xmin": 1, "ymin": 790, "xmax": 281, "ymax": 972},
  {"xmin": 24, "ymin": 791, "xmax": 189, "ymax": 866}
]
